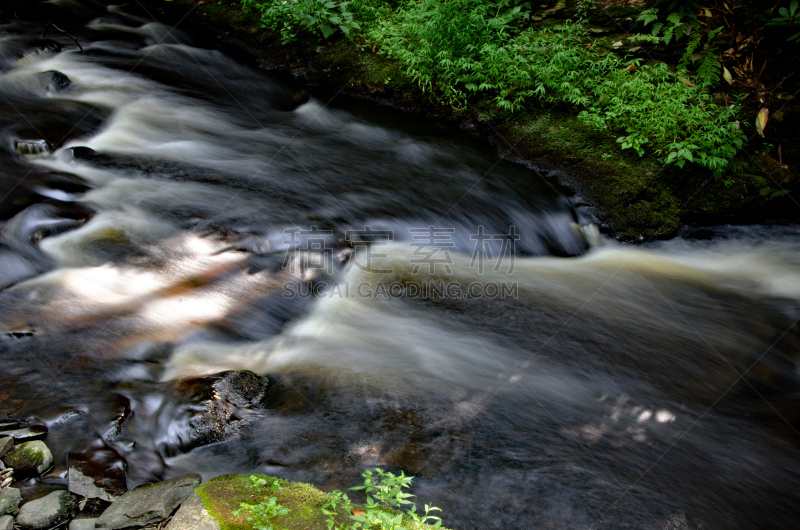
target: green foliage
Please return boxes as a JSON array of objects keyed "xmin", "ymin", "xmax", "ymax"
[
  {"xmin": 638, "ymin": 0, "xmax": 701, "ymax": 45},
  {"xmin": 766, "ymin": 0, "xmax": 800, "ymax": 42},
  {"xmin": 232, "ymin": 475, "xmax": 290, "ymax": 530},
  {"xmin": 238, "ymin": 0, "xmax": 747, "ymax": 177},
  {"xmin": 241, "ymin": 0, "xmax": 372, "ymax": 43},
  {"xmin": 321, "ymin": 468, "xmax": 442, "ymax": 530},
  {"xmin": 367, "ymin": 0, "xmax": 530, "ymax": 105}
]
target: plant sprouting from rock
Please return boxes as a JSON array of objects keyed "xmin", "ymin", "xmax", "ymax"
[
  {"xmin": 321, "ymin": 468, "xmax": 442, "ymax": 530},
  {"xmin": 233, "ymin": 475, "xmax": 290, "ymax": 530}
]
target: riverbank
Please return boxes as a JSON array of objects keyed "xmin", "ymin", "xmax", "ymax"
[{"xmin": 128, "ymin": 0, "xmax": 800, "ymax": 241}]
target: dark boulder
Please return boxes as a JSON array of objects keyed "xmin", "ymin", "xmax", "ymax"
[{"xmin": 188, "ymin": 370, "xmax": 270, "ymax": 448}]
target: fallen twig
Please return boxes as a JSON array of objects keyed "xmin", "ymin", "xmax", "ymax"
[{"xmin": 41, "ymin": 21, "xmax": 84, "ymax": 53}]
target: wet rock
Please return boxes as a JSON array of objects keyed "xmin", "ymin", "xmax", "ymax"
[
  {"xmin": 39, "ymin": 70, "xmax": 72, "ymax": 94},
  {"xmin": 0, "ymin": 514, "xmax": 13, "ymax": 530},
  {"xmin": 2, "ymin": 441, "xmax": 53, "ymax": 476},
  {"xmin": 68, "ymin": 440, "xmax": 127, "ymax": 503},
  {"xmin": 0, "ymin": 424, "xmax": 48, "ymax": 443},
  {"xmin": 69, "ymin": 518, "xmax": 109, "ymax": 530},
  {"xmin": 0, "ymin": 437, "xmax": 11, "ymax": 459},
  {"xmin": 0, "ymin": 487, "xmax": 20, "ymax": 516},
  {"xmin": 68, "ymin": 467, "xmax": 118, "ymax": 503},
  {"xmin": 188, "ymin": 370, "xmax": 269, "ymax": 448},
  {"xmin": 13, "ymin": 139, "xmax": 50, "ymax": 156},
  {"xmin": 164, "ymin": 492, "xmax": 220, "ymax": 530},
  {"xmin": 16, "ymin": 490, "xmax": 76, "ymax": 529},
  {"xmin": 68, "ymin": 147, "xmax": 97, "ymax": 161},
  {"xmin": 95, "ymin": 473, "xmax": 201, "ymax": 529}
]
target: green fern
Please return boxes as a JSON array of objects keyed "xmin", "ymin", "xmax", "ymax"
[
  {"xmin": 678, "ymin": 29, "xmax": 702, "ymax": 72},
  {"xmin": 696, "ymin": 50, "xmax": 721, "ymax": 89}
]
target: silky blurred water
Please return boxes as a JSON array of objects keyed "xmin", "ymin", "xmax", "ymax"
[{"xmin": 0, "ymin": 2, "xmax": 799, "ymax": 529}]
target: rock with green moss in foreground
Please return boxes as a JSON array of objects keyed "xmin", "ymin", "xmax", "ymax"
[
  {"xmin": 2, "ymin": 440, "xmax": 52, "ymax": 476},
  {"xmin": 16, "ymin": 490, "xmax": 76, "ymax": 529},
  {"xmin": 196, "ymin": 474, "xmax": 449, "ymax": 530},
  {"xmin": 0, "ymin": 487, "xmax": 21, "ymax": 517}
]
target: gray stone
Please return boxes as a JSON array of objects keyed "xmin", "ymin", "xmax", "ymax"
[
  {"xmin": 16, "ymin": 490, "xmax": 76, "ymax": 529},
  {"xmin": 96, "ymin": 473, "xmax": 201, "ymax": 529},
  {"xmin": 69, "ymin": 518, "xmax": 110, "ymax": 530},
  {"xmin": 164, "ymin": 492, "xmax": 219, "ymax": 530},
  {"xmin": 0, "ymin": 426, "xmax": 47, "ymax": 443},
  {"xmin": 0, "ymin": 438, "xmax": 12, "ymax": 459},
  {"xmin": 2, "ymin": 441, "xmax": 53, "ymax": 476},
  {"xmin": 0, "ymin": 488, "xmax": 20, "ymax": 516},
  {"xmin": 68, "ymin": 467, "xmax": 118, "ymax": 503},
  {"xmin": 0, "ymin": 515, "xmax": 13, "ymax": 530}
]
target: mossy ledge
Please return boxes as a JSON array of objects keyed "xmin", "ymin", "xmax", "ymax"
[
  {"xmin": 196, "ymin": 474, "xmax": 450, "ymax": 530},
  {"xmin": 138, "ymin": 0, "xmax": 798, "ymax": 240}
]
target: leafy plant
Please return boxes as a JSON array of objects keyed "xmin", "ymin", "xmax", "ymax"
[
  {"xmin": 766, "ymin": 0, "xmax": 800, "ymax": 42},
  {"xmin": 322, "ymin": 468, "xmax": 443, "ymax": 530},
  {"xmin": 367, "ymin": 0, "xmax": 531, "ymax": 106},
  {"xmin": 241, "ymin": 0, "xmax": 368, "ymax": 43},
  {"xmin": 232, "ymin": 475, "xmax": 290, "ymax": 530},
  {"xmin": 638, "ymin": 0, "xmax": 701, "ymax": 45}
]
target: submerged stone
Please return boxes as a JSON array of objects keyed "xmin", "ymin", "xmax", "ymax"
[
  {"xmin": 2, "ymin": 440, "xmax": 53, "ymax": 476},
  {"xmin": 0, "ymin": 514, "xmax": 12, "ymax": 530},
  {"xmin": 16, "ymin": 490, "xmax": 76, "ymax": 529},
  {"xmin": 186, "ymin": 370, "xmax": 270, "ymax": 449},
  {"xmin": 95, "ymin": 473, "xmax": 201, "ymax": 529},
  {"xmin": 68, "ymin": 467, "xmax": 118, "ymax": 503},
  {"xmin": 68, "ymin": 440, "xmax": 127, "ymax": 503}
]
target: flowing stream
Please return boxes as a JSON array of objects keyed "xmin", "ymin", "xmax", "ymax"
[{"xmin": 1, "ymin": 2, "xmax": 799, "ymax": 528}]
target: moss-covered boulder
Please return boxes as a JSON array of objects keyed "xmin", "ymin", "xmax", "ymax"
[
  {"xmin": 197, "ymin": 474, "xmax": 449, "ymax": 530},
  {"xmin": 2, "ymin": 440, "xmax": 52, "ymax": 476}
]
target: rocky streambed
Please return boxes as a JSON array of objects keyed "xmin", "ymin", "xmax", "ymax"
[{"xmin": 0, "ymin": 371, "xmax": 279, "ymax": 530}]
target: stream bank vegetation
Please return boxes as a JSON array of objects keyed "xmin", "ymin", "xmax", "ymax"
[
  {"xmin": 197, "ymin": 470, "xmax": 449, "ymax": 530},
  {"xmin": 152, "ymin": 0, "xmax": 799, "ymax": 239}
]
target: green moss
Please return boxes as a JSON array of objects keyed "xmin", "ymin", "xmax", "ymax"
[
  {"xmin": 3, "ymin": 441, "xmax": 45, "ymax": 470},
  {"xmin": 196, "ymin": 474, "xmax": 449, "ymax": 530},
  {"xmin": 501, "ymin": 110, "xmax": 681, "ymax": 240}
]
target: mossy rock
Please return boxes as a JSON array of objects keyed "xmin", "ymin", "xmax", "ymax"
[
  {"xmin": 2, "ymin": 440, "xmax": 53, "ymax": 476},
  {"xmin": 501, "ymin": 111, "xmax": 681, "ymax": 240},
  {"xmin": 196, "ymin": 474, "xmax": 449, "ymax": 530}
]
